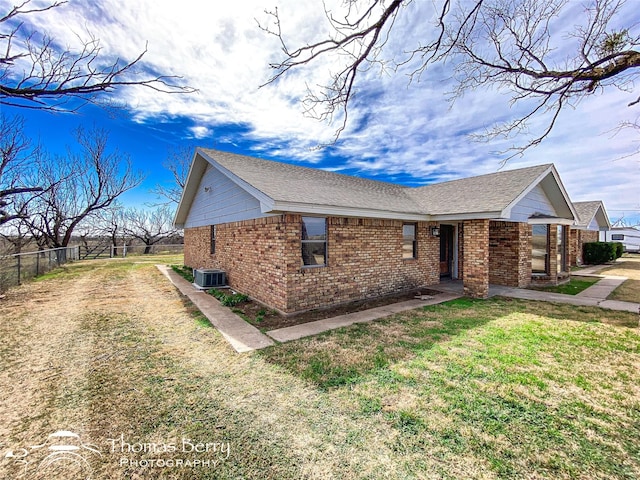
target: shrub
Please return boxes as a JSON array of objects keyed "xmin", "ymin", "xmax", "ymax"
[
  {"xmin": 583, "ymin": 242, "xmax": 617, "ymax": 265},
  {"xmin": 614, "ymin": 242, "xmax": 624, "ymax": 259},
  {"xmin": 207, "ymin": 288, "xmax": 249, "ymax": 307}
]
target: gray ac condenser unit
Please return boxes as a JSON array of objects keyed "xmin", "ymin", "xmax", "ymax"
[{"xmin": 193, "ymin": 269, "xmax": 226, "ymax": 288}]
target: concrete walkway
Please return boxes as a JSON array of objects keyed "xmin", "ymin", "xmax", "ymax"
[
  {"xmin": 159, "ymin": 263, "xmax": 637, "ymax": 353},
  {"xmin": 158, "ymin": 263, "xmax": 462, "ymax": 350},
  {"xmin": 266, "ymin": 292, "xmax": 462, "ymax": 343},
  {"xmin": 435, "ymin": 270, "xmax": 640, "ymax": 314},
  {"xmin": 156, "ymin": 265, "xmax": 275, "ymax": 353}
]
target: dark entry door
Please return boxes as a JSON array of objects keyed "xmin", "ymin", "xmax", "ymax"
[{"xmin": 440, "ymin": 224, "xmax": 454, "ymax": 277}]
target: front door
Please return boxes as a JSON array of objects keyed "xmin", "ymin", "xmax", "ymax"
[{"xmin": 440, "ymin": 224, "xmax": 454, "ymax": 277}]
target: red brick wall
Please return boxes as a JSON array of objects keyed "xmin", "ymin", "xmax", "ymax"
[
  {"xmin": 184, "ymin": 215, "xmax": 440, "ymax": 313},
  {"xmin": 569, "ymin": 229, "xmax": 599, "ymax": 266},
  {"xmin": 489, "ymin": 221, "xmax": 531, "ymax": 287},
  {"xmin": 457, "ymin": 222, "xmax": 464, "ymax": 279},
  {"xmin": 184, "ymin": 216, "xmax": 290, "ymax": 311},
  {"xmin": 462, "ymin": 219, "xmax": 489, "ymax": 298}
]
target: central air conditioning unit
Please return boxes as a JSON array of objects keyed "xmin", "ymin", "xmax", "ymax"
[{"xmin": 193, "ymin": 269, "xmax": 226, "ymax": 289}]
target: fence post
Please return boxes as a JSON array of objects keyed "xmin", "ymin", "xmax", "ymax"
[
  {"xmin": 17, "ymin": 254, "xmax": 21, "ymax": 285},
  {"xmin": 123, "ymin": 244, "xmax": 127, "ymax": 258}
]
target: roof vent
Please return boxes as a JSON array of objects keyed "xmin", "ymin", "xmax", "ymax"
[{"xmin": 193, "ymin": 269, "xmax": 226, "ymax": 289}]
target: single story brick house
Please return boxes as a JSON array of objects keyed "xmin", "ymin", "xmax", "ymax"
[
  {"xmin": 175, "ymin": 149, "xmax": 578, "ymax": 314},
  {"xmin": 569, "ymin": 201, "xmax": 611, "ymax": 266}
]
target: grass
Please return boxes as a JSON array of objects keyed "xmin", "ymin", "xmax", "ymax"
[
  {"xmin": 170, "ymin": 263, "xmax": 194, "ymax": 283},
  {"xmin": 260, "ymin": 297, "xmax": 640, "ymax": 477},
  {"xmin": 601, "ymin": 255, "xmax": 640, "ymax": 302},
  {"xmin": 530, "ymin": 275, "xmax": 600, "ymax": 295},
  {"xmin": 1, "ymin": 259, "xmax": 639, "ymax": 479}
]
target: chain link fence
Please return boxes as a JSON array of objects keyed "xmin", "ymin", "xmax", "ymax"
[
  {"xmin": 0, "ymin": 246, "xmax": 80, "ymax": 293},
  {"xmin": 0, "ymin": 244, "xmax": 184, "ymax": 293}
]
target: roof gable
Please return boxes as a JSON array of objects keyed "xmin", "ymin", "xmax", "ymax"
[
  {"xmin": 175, "ymin": 149, "xmax": 577, "ymax": 225},
  {"xmin": 572, "ymin": 201, "xmax": 611, "ymax": 230},
  {"xmin": 408, "ymin": 164, "xmax": 551, "ymax": 217},
  {"xmin": 201, "ymin": 149, "xmax": 423, "ymax": 215}
]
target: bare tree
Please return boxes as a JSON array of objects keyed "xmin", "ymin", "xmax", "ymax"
[
  {"xmin": 0, "ymin": 218, "xmax": 34, "ymax": 254},
  {"xmin": 262, "ymin": 0, "xmax": 640, "ymax": 156},
  {"xmin": 1, "ymin": 0, "xmax": 195, "ymax": 111},
  {"xmin": 95, "ymin": 207, "xmax": 126, "ymax": 256},
  {"xmin": 123, "ymin": 206, "xmax": 179, "ymax": 254},
  {"xmin": 152, "ymin": 146, "xmax": 193, "ymax": 206},
  {"xmin": 0, "ymin": 113, "xmax": 41, "ymax": 225},
  {"xmin": 25, "ymin": 126, "xmax": 144, "ymax": 248}
]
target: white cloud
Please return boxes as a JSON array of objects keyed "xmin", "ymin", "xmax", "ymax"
[
  {"xmin": 11, "ymin": 0, "xmax": 640, "ymax": 223},
  {"xmin": 188, "ymin": 125, "xmax": 213, "ymax": 139}
]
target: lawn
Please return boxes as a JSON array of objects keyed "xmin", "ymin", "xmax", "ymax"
[
  {"xmin": 601, "ymin": 255, "xmax": 640, "ymax": 303},
  {"xmin": 530, "ymin": 275, "xmax": 600, "ymax": 295},
  {"xmin": 1, "ymin": 258, "xmax": 639, "ymax": 479},
  {"xmin": 260, "ymin": 297, "xmax": 640, "ymax": 478}
]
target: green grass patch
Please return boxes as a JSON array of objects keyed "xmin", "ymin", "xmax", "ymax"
[
  {"xmin": 260, "ymin": 297, "xmax": 640, "ymax": 478},
  {"xmin": 171, "ymin": 264, "xmax": 194, "ymax": 283},
  {"xmin": 531, "ymin": 276, "xmax": 600, "ymax": 295},
  {"xmin": 5, "ymin": 259, "xmax": 640, "ymax": 480}
]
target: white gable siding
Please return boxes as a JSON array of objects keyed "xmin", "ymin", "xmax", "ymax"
[
  {"xmin": 183, "ymin": 164, "xmax": 271, "ymax": 228},
  {"xmin": 587, "ymin": 217, "xmax": 599, "ymax": 231},
  {"xmin": 509, "ymin": 184, "xmax": 557, "ymax": 222}
]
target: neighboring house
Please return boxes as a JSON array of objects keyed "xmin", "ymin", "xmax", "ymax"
[
  {"xmin": 569, "ymin": 201, "xmax": 611, "ymax": 265},
  {"xmin": 601, "ymin": 227, "xmax": 640, "ymax": 252},
  {"xmin": 175, "ymin": 149, "xmax": 577, "ymax": 314}
]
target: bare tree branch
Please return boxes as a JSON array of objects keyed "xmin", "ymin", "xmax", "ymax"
[
  {"xmin": 1, "ymin": 0, "xmax": 195, "ymax": 112},
  {"xmin": 261, "ymin": 0, "xmax": 640, "ymax": 156},
  {"xmin": 0, "ymin": 113, "xmax": 42, "ymax": 225},
  {"xmin": 24, "ymin": 126, "xmax": 145, "ymax": 248},
  {"xmin": 123, "ymin": 206, "xmax": 179, "ymax": 253},
  {"xmin": 152, "ymin": 146, "xmax": 193, "ymax": 206}
]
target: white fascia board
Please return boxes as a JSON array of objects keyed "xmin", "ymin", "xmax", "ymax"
[
  {"xmin": 266, "ymin": 201, "xmax": 428, "ymax": 221},
  {"xmin": 502, "ymin": 165, "xmax": 577, "ymax": 221},
  {"xmin": 174, "ymin": 150, "xmax": 208, "ymax": 228},
  {"xmin": 528, "ymin": 217, "xmax": 575, "ymax": 225},
  {"xmin": 546, "ymin": 165, "xmax": 578, "ymax": 220},
  {"xmin": 502, "ymin": 165, "xmax": 553, "ymax": 219},
  {"xmin": 430, "ymin": 211, "xmax": 504, "ymax": 222},
  {"xmin": 595, "ymin": 204, "xmax": 612, "ymax": 230}
]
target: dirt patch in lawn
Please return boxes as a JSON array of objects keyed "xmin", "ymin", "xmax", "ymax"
[{"xmin": 233, "ymin": 288, "xmax": 444, "ymax": 330}]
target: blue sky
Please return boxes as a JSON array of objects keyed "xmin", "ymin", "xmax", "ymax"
[{"xmin": 3, "ymin": 0, "xmax": 640, "ymax": 225}]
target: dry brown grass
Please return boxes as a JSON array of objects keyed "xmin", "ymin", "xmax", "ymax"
[
  {"xmin": 0, "ymin": 256, "xmax": 427, "ymax": 479},
  {"xmin": 601, "ymin": 255, "xmax": 640, "ymax": 302},
  {"xmin": 1, "ymin": 257, "xmax": 639, "ymax": 479}
]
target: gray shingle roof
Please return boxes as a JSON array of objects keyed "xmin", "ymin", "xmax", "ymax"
[
  {"xmin": 200, "ymin": 149, "xmax": 423, "ymax": 214},
  {"xmin": 573, "ymin": 201, "xmax": 605, "ymax": 228},
  {"xmin": 192, "ymin": 149, "xmax": 558, "ymax": 218},
  {"xmin": 408, "ymin": 164, "xmax": 552, "ymax": 215}
]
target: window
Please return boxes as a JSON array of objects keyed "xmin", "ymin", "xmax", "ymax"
[
  {"xmin": 557, "ymin": 225, "xmax": 567, "ymax": 273},
  {"xmin": 210, "ymin": 225, "xmax": 216, "ymax": 254},
  {"xmin": 301, "ymin": 217, "xmax": 326, "ymax": 267},
  {"xmin": 611, "ymin": 234, "xmax": 625, "ymax": 241},
  {"xmin": 403, "ymin": 223, "xmax": 417, "ymax": 259},
  {"xmin": 532, "ymin": 225, "xmax": 548, "ymax": 273}
]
